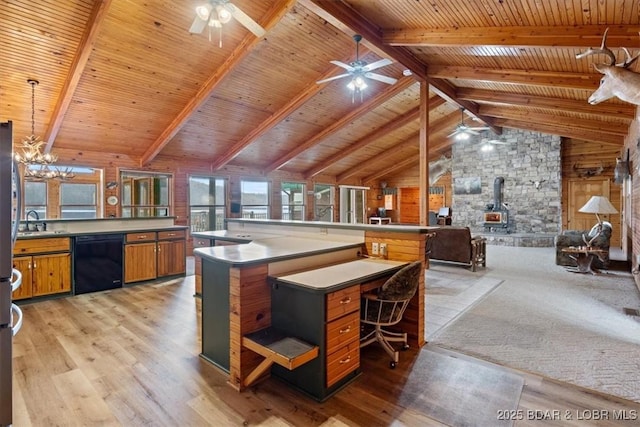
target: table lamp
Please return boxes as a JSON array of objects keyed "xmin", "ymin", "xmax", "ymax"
[{"xmin": 578, "ymin": 195, "xmax": 618, "ymax": 246}]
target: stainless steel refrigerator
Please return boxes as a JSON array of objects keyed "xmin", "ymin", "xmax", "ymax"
[{"xmin": 1, "ymin": 121, "xmax": 23, "ymax": 426}]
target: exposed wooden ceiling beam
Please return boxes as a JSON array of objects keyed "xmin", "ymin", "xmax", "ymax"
[
  {"xmin": 456, "ymin": 88, "xmax": 636, "ymax": 119},
  {"xmin": 337, "ymin": 112, "xmax": 458, "ymax": 182},
  {"xmin": 43, "ymin": 0, "xmax": 113, "ymax": 153},
  {"xmin": 494, "ymin": 118, "xmax": 623, "ymax": 146},
  {"xmin": 480, "ymin": 105, "xmax": 629, "ymax": 136},
  {"xmin": 211, "ymin": 60, "xmax": 356, "ymax": 171},
  {"xmin": 139, "ymin": 0, "xmax": 296, "ymax": 167},
  {"xmin": 299, "ymin": 0, "xmax": 501, "ymax": 135},
  {"xmin": 384, "ymin": 25, "xmax": 640, "ymax": 47},
  {"xmin": 265, "ymin": 75, "xmax": 416, "ymax": 172},
  {"xmin": 340, "ymin": 133, "xmax": 419, "ymax": 182},
  {"xmin": 429, "ymin": 65, "xmax": 599, "ymax": 90},
  {"xmin": 304, "ymin": 96, "xmax": 446, "ymax": 179}
]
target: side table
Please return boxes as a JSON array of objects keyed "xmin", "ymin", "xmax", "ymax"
[{"xmin": 560, "ymin": 246, "xmax": 606, "ymax": 275}]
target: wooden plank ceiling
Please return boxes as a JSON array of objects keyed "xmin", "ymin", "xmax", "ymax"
[{"xmin": 1, "ymin": 0, "xmax": 637, "ymax": 184}]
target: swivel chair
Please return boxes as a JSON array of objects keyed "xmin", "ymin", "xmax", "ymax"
[{"xmin": 360, "ymin": 261, "xmax": 422, "ymax": 368}]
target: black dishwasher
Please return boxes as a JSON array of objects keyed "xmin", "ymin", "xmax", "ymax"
[{"xmin": 74, "ymin": 234, "xmax": 124, "ymax": 295}]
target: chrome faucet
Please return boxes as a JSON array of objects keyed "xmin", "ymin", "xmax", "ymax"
[{"xmin": 25, "ymin": 209, "xmax": 40, "ymax": 231}]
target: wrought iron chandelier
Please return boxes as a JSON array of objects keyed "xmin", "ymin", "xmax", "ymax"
[{"xmin": 14, "ymin": 79, "xmax": 74, "ymax": 180}]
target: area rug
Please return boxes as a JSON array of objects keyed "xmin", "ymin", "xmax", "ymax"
[
  {"xmin": 431, "ymin": 246, "xmax": 640, "ymax": 403},
  {"xmin": 397, "ymin": 346, "xmax": 524, "ymax": 427}
]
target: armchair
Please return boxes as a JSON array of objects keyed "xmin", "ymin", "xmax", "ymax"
[
  {"xmin": 429, "ymin": 227, "xmax": 487, "ymax": 272},
  {"xmin": 555, "ymin": 222, "xmax": 612, "ymax": 268}
]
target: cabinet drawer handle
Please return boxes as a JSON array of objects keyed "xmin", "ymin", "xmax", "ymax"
[
  {"xmin": 167, "ymin": 233, "xmax": 175, "ymax": 236},
  {"xmin": 339, "ymin": 356, "xmax": 351, "ymax": 364},
  {"xmin": 339, "ymin": 326, "xmax": 351, "ymax": 334},
  {"xmin": 137, "ymin": 235, "xmax": 147, "ymax": 239},
  {"xmin": 339, "ymin": 297, "xmax": 351, "ymax": 304}
]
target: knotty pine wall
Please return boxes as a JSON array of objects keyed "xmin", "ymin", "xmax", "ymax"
[
  {"xmin": 622, "ymin": 109, "xmax": 639, "ymax": 290},
  {"xmin": 52, "ymin": 147, "xmax": 345, "ymax": 252},
  {"xmin": 561, "ymin": 138, "xmax": 622, "ymax": 248}
]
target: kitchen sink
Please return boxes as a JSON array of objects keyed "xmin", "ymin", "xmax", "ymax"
[{"xmin": 17, "ymin": 230, "xmax": 67, "ymax": 237}]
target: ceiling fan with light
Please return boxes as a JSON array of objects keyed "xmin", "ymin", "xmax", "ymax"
[
  {"xmin": 448, "ymin": 108, "xmax": 490, "ymax": 140},
  {"xmin": 189, "ymin": 0, "xmax": 266, "ymax": 47},
  {"xmin": 316, "ymin": 34, "xmax": 397, "ymax": 102}
]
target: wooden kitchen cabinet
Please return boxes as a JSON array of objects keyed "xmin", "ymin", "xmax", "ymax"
[
  {"xmin": 124, "ymin": 242, "xmax": 157, "ymax": 283},
  {"xmin": 11, "ymin": 257, "xmax": 33, "ymax": 300},
  {"xmin": 157, "ymin": 229, "xmax": 186, "ymax": 277},
  {"xmin": 124, "ymin": 229, "xmax": 186, "ymax": 284},
  {"xmin": 12, "ymin": 237, "xmax": 71, "ymax": 299}
]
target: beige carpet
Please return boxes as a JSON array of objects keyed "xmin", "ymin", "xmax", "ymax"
[
  {"xmin": 430, "ymin": 246, "xmax": 640, "ymax": 403},
  {"xmin": 397, "ymin": 346, "xmax": 524, "ymax": 427}
]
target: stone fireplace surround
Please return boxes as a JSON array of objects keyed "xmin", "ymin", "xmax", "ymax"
[{"xmin": 451, "ymin": 129, "xmax": 561, "ymax": 247}]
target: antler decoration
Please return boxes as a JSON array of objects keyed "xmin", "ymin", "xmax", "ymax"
[{"xmin": 576, "ymin": 28, "xmax": 640, "ymax": 105}]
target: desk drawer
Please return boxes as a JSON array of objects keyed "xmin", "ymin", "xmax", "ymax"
[
  {"xmin": 126, "ymin": 232, "xmax": 156, "ymax": 242},
  {"xmin": 326, "ymin": 285, "xmax": 359, "ymax": 322},
  {"xmin": 326, "ymin": 311, "xmax": 359, "ymax": 353},
  {"xmin": 326, "ymin": 340, "xmax": 359, "ymax": 387}
]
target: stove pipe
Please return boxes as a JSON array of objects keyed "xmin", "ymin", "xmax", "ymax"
[{"xmin": 493, "ymin": 176, "xmax": 504, "ymax": 211}]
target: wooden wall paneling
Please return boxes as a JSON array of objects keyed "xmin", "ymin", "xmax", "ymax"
[
  {"xmin": 229, "ymin": 264, "xmax": 271, "ymax": 391},
  {"xmin": 364, "ymin": 230, "xmax": 426, "ymax": 346},
  {"xmin": 561, "ymin": 139, "xmax": 621, "ymax": 247}
]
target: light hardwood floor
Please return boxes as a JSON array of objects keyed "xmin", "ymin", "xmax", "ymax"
[{"xmin": 11, "ymin": 274, "xmax": 640, "ymax": 426}]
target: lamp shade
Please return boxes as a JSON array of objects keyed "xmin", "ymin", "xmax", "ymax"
[{"xmin": 578, "ymin": 196, "xmax": 618, "ymax": 214}]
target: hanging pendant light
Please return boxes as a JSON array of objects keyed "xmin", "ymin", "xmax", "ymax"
[{"xmin": 14, "ymin": 79, "xmax": 74, "ymax": 180}]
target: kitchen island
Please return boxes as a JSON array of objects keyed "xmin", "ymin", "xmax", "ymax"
[{"xmin": 194, "ymin": 219, "xmax": 435, "ymax": 397}]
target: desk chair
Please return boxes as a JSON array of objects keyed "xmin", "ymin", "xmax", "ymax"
[{"xmin": 360, "ymin": 261, "xmax": 422, "ymax": 368}]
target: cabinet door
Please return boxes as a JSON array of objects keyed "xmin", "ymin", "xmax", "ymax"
[
  {"xmin": 124, "ymin": 243, "xmax": 157, "ymax": 283},
  {"xmin": 12, "ymin": 256, "xmax": 33, "ymax": 300},
  {"xmin": 32, "ymin": 253, "xmax": 71, "ymax": 296},
  {"xmin": 157, "ymin": 240, "xmax": 186, "ymax": 277}
]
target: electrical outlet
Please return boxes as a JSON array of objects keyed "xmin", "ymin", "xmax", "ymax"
[
  {"xmin": 380, "ymin": 243, "xmax": 387, "ymax": 257},
  {"xmin": 371, "ymin": 242, "xmax": 379, "ymax": 255}
]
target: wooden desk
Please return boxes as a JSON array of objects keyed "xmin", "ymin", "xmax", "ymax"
[
  {"xmin": 369, "ymin": 217, "xmax": 391, "ymax": 225},
  {"xmin": 561, "ymin": 246, "xmax": 606, "ymax": 275},
  {"xmin": 268, "ymin": 259, "xmax": 407, "ymax": 401}
]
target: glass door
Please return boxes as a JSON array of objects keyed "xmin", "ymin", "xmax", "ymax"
[{"xmin": 339, "ymin": 186, "xmax": 368, "ymax": 224}]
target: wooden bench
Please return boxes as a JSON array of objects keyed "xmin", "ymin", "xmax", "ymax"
[{"xmin": 242, "ymin": 327, "xmax": 319, "ymax": 387}]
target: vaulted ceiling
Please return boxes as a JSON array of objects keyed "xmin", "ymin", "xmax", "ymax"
[{"xmin": 1, "ymin": 0, "xmax": 636, "ymax": 184}]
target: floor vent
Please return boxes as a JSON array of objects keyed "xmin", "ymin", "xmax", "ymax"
[{"xmin": 623, "ymin": 307, "xmax": 640, "ymax": 316}]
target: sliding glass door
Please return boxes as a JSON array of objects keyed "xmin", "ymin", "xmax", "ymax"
[{"xmin": 339, "ymin": 185, "xmax": 368, "ymax": 224}]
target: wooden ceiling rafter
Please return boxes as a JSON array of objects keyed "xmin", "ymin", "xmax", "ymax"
[
  {"xmin": 304, "ymin": 96, "xmax": 445, "ymax": 179},
  {"xmin": 456, "ymin": 88, "xmax": 636, "ymax": 119},
  {"xmin": 478, "ymin": 105, "xmax": 630, "ymax": 137},
  {"xmin": 362, "ymin": 156, "xmax": 418, "ymax": 184},
  {"xmin": 494, "ymin": 118, "xmax": 623, "ymax": 146},
  {"xmin": 428, "ymin": 65, "xmax": 599, "ymax": 90},
  {"xmin": 210, "ymin": 57, "xmax": 361, "ymax": 171},
  {"xmin": 383, "ymin": 25, "xmax": 640, "ymax": 48},
  {"xmin": 43, "ymin": 0, "xmax": 114, "ymax": 153},
  {"xmin": 299, "ymin": 0, "xmax": 502, "ymax": 135},
  {"xmin": 264, "ymin": 75, "xmax": 416, "ymax": 172},
  {"xmin": 139, "ymin": 0, "xmax": 297, "ymax": 167},
  {"xmin": 337, "ymin": 111, "xmax": 459, "ymax": 182}
]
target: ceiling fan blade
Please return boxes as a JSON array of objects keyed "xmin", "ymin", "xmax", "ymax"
[
  {"xmin": 189, "ymin": 16, "xmax": 208, "ymax": 34},
  {"xmin": 330, "ymin": 60, "xmax": 355, "ymax": 72},
  {"xmin": 316, "ymin": 73, "xmax": 351, "ymax": 84},
  {"xmin": 447, "ymin": 129, "xmax": 460, "ymax": 138},
  {"xmin": 362, "ymin": 58, "xmax": 392, "ymax": 72},
  {"xmin": 364, "ymin": 72, "xmax": 397, "ymax": 85},
  {"xmin": 226, "ymin": 3, "xmax": 266, "ymax": 37},
  {"xmin": 488, "ymin": 139, "xmax": 509, "ymax": 145},
  {"xmin": 467, "ymin": 129, "xmax": 480, "ymax": 135}
]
